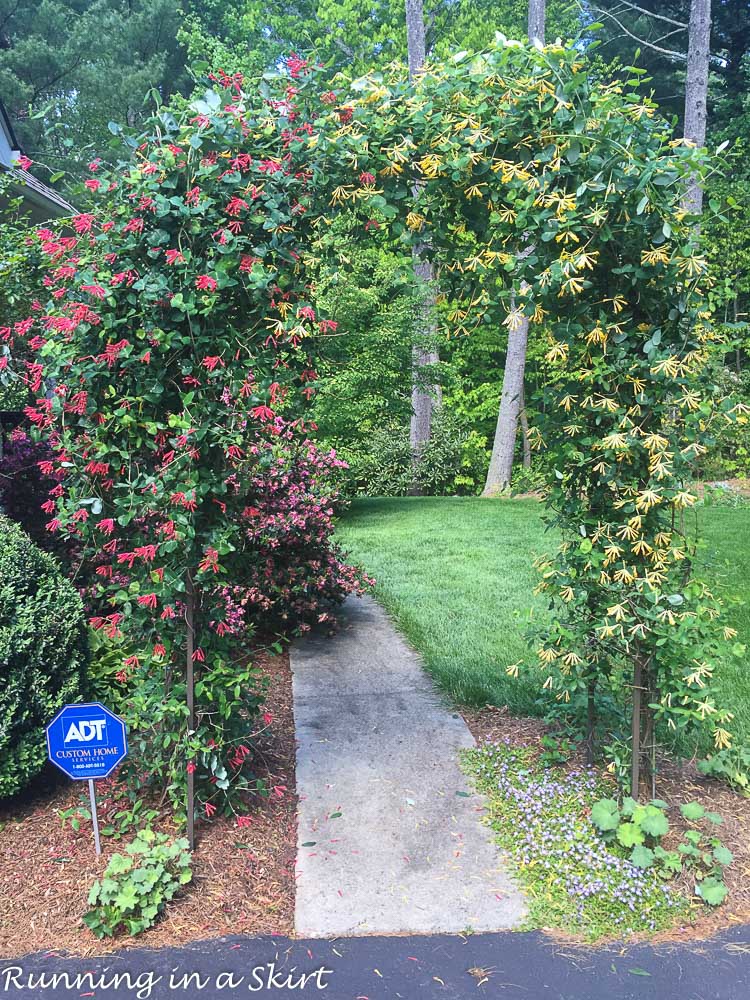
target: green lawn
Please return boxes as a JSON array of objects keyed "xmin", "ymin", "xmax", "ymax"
[{"xmin": 337, "ymin": 497, "xmax": 750, "ymax": 744}]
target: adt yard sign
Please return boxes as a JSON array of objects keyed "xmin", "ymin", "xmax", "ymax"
[
  {"xmin": 46, "ymin": 702, "xmax": 128, "ymax": 781},
  {"xmin": 46, "ymin": 703, "xmax": 128, "ymax": 855}
]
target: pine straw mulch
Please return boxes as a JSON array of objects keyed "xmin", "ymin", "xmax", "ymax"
[
  {"xmin": 0, "ymin": 650, "xmax": 297, "ymax": 958},
  {"xmin": 461, "ymin": 705, "xmax": 750, "ymax": 944},
  {"xmin": 691, "ymin": 478, "xmax": 750, "ymax": 499}
]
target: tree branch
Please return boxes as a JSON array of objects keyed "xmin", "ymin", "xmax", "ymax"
[
  {"xmin": 606, "ymin": 0, "xmax": 687, "ymax": 30},
  {"xmin": 332, "ymin": 35, "xmax": 355, "ymax": 60},
  {"xmin": 587, "ymin": 4, "xmax": 687, "ymax": 60}
]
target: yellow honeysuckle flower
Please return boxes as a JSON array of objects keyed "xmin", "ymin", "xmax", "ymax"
[
  {"xmin": 380, "ymin": 161, "xmax": 403, "ymax": 176},
  {"xmin": 650, "ymin": 356, "xmax": 681, "ymax": 377},
  {"xmin": 673, "ymin": 490, "xmax": 697, "ymax": 508},
  {"xmin": 597, "ymin": 622, "xmax": 621, "ymax": 639},
  {"xmin": 496, "ymin": 207, "xmax": 517, "ymax": 224},
  {"xmin": 675, "ymin": 254, "xmax": 707, "ymax": 278},
  {"xmin": 418, "ymin": 153, "xmax": 444, "ymax": 177},
  {"xmin": 329, "ymin": 185, "xmax": 354, "ymax": 205},
  {"xmin": 585, "ymin": 327, "xmax": 607, "ymax": 347},
  {"xmin": 563, "ymin": 651, "xmax": 583, "ymax": 667},
  {"xmin": 641, "ymin": 246, "xmax": 670, "ymax": 265},
  {"xmin": 696, "ymin": 700, "xmax": 717, "ymax": 719},
  {"xmin": 559, "ymin": 394, "xmax": 577, "ymax": 412},
  {"xmin": 714, "ymin": 728, "xmax": 732, "ymax": 750},
  {"xmin": 585, "ymin": 205, "xmax": 608, "ymax": 225},
  {"xmin": 559, "ymin": 276, "xmax": 586, "ymax": 296},
  {"xmin": 613, "ymin": 565, "xmax": 637, "ymax": 584},
  {"xmin": 504, "ymin": 306, "xmax": 527, "ymax": 332},
  {"xmin": 601, "ymin": 432, "xmax": 630, "ymax": 451},
  {"xmin": 641, "ymin": 432, "xmax": 669, "ymax": 452},
  {"xmin": 678, "ymin": 389, "xmax": 701, "ymax": 411},
  {"xmin": 538, "ymin": 647, "xmax": 559, "ymax": 665},
  {"xmin": 546, "ymin": 341, "xmax": 569, "ymax": 363},
  {"xmin": 635, "ymin": 488, "xmax": 663, "ymax": 512}
]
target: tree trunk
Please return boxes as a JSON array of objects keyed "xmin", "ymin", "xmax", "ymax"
[
  {"xmin": 483, "ymin": 305, "xmax": 529, "ymax": 495},
  {"xmin": 406, "ymin": 0, "xmax": 440, "ymax": 456},
  {"xmin": 482, "ymin": 0, "xmax": 545, "ymax": 495},
  {"xmin": 683, "ymin": 0, "xmax": 711, "ymax": 215},
  {"xmin": 519, "ymin": 382, "xmax": 531, "ymax": 469},
  {"xmin": 528, "ymin": 0, "xmax": 546, "ymax": 45},
  {"xmin": 410, "ymin": 253, "xmax": 441, "ymax": 454},
  {"xmin": 405, "ymin": 0, "xmax": 426, "ymax": 70}
]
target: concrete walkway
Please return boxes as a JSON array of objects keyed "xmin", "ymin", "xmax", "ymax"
[{"xmin": 291, "ymin": 595, "xmax": 526, "ymax": 938}]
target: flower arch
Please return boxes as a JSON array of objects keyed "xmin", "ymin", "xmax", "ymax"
[{"xmin": 14, "ymin": 40, "xmax": 743, "ymax": 832}]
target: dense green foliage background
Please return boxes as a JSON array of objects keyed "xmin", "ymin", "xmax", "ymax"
[
  {"xmin": 0, "ymin": 515, "xmax": 89, "ymax": 797},
  {"xmin": 0, "ymin": 0, "xmax": 748, "ymax": 489}
]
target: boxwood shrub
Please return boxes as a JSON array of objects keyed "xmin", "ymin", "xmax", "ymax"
[{"xmin": 0, "ymin": 515, "xmax": 89, "ymax": 798}]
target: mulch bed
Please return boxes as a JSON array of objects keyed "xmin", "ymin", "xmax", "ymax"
[
  {"xmin": 461, "ymin": 705, "xmax": 750, "ymax": 942},
  {"xmin": 0, "ymin": 651, "xmax": 297, "ymax": 957}
]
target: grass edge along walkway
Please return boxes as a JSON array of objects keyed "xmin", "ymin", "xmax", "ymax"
[{"xmin": 336, "ymin": 496, "xmax": 750, "ymax": 746}]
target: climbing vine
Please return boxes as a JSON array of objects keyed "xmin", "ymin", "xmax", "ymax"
[
  {"xmin": 304, "ymin": 37, "xmax": 745, "ymax": 792},
  {"xmin": 17, "ymin": 38, "xmax": 746, "ymax": 824}
]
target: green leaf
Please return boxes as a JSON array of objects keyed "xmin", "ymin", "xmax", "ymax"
[
  {"xmin": 697, "ymin": 878, "xmax": 728, "ymax": 906},
  {"xmin": 617, "ymin": 822, "xmax": 645, "ymax": 848},
  {"xmin": 630, "ymin": 845, "xmax": 655, "ymax": 868},
  {"xmin": 591, "ymin": 798, "xmax": 620, "ymax": 832},
  {"xmin": 640, "ymin": 806, "xmax": 669, "ymax": 839},
  {"xmin": 680, "ymin": 802, "xmax": 705, "ymax": 822},
  {"xmin": 712, "ymin": 845, "xmax": 733, "ymax": 866}
]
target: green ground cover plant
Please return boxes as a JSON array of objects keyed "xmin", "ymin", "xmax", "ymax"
[
  {"xmin": 83, "ymin": 829, "xmax": 192, "ymax": 938},
  {"xmin": 463, "ymin": 741, "xmax": 684, "ymax": 939}
]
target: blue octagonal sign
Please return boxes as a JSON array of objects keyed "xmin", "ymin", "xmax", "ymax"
[{"xmin": 46, "ymin": 702, "xmax": 128, "ymax": 781}]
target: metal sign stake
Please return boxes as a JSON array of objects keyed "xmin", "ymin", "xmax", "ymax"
[
  {"xmin": 88, "ymin": 779, "xmax": 101, "ymax": 856},
  {"xmin": 46, "ymin": 701, "xmax": 128, "ymax": 860}
]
